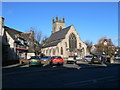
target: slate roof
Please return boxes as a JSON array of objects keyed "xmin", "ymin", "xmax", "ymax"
[
  {"xmin": 4, "ymin": 26, "xmax": 22, "ymax": 41},
  {"xmin": 4, "ymin": 26, "xmax": 40, "ymax": 53},
  {"xmin": 4, "ymin": 26, "xmax": 31, "ymax": 41},
  {"xmin": 43, "ymin": 25, "xmax": 71, "ymax": 48}
]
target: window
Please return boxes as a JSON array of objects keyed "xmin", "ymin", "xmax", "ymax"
[
  {"xmin": 79, "ymin": 43, "xmax": 81, "ymax": 48},
  {"xmin": 56, "ymin": 47, "xmax": 59, "ymax": 53},
  {"xmin": 61, "ymin": 47, "xmax": 63, "ymax": 55},
  {"xmin": 46, "ymin": 50, "xmax": 48, "ymax": 55},
  {"xmin": 65, "ymin": 42, "xmax": 67, "ymax": 47},
  {"xmin": 49, "ymin": 49, "xmax": 51, "ymax": 55},
  {"xmin": 53, "ymin": 49, "xmax": 55, "ymax": 55},
  {"xmin": 69, "ymin": 33, "xmax": 77, "ymax": 52},
  {"xmin": 59, "ymin": 26, "xmax": 62, "ymax": 30}
]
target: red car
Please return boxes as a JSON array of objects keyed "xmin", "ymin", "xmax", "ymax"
[{"xmin": 50, "ymin": 56, "xmax": 64, "ymax": 66}]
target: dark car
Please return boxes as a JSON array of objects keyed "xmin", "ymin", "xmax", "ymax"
[
  {"xmin": 50, "ymin": 56, "xmax": 64, "ymax": 66},
  {"xmin": 41, "ymin": 56, "xmax": 51, "ymax": 65},
  {"xmin": 29, "ymin": 56, "xmax": 41, "ymax": 67},
  {"xmin": 91, "ymin": 54, "xmax": 106, "ymax": 64}
]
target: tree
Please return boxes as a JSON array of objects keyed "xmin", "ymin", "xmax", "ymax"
[
  {"xmin": 29, "ymin": 27, "xmax": 47, "ymax": 56},
  {"xmin": 96, "ymin": 37, "xmax": 115, "ymax": 56},
  {"xmin": 84, "ymin": 40, "xmax": 93, "ymax": 54}
]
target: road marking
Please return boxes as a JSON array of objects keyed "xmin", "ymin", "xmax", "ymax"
[
  {"xmin": 64, "ymin": 76, "xmax": 117, "ymax": 86},
  {"xmin": 2, "ymin": 64, "xmax": 20, "ymax": 68},
  {"xmin": 20, "ymin": 64, "xmax": 29, "ymax": 67}
]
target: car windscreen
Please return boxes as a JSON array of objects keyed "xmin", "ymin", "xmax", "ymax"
[
  {"xmin": 54, "ymin": 56, "xmax": 62, "ymax": 59},
  {"xmin": 85, "ymin": 56, "xmax": 93, "ymax": 58},
  {"xmin": 69, "ymin": 56, "xmax": 74, "ymax": 58},
  {"xmin": 30, "ymin": 56, "xmax": 40, "ymax": 59},
  {"xmin": 42, "ymin": 56, "xmax": 51, "ymax": 59},
  {"xmin": 116, "ymin": 54, "xmax": 120, "ymax": 57}
]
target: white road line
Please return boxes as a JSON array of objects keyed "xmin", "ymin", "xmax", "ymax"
[
  {"xmin": 20, "ymin": 64, "xmax": 29, "ymax": 67},
  {"xmin": 64, "ymin": 76, "xmax": 117, "ymax": 86},
  {"xmin": 2, "ymin": 64, "xmax": 20, "ymax": 68}
]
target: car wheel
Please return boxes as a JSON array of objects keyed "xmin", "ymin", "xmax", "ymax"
[
  {"xmin": 50, "ymin": 62, "xmax": 53, "ymax": 66},
  {"xmin": 66, "ymin": 61, "xmax": 69, "ymax": 64}
]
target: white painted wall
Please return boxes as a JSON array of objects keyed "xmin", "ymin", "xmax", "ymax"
[{"xmin": 27, "ymin": 53, "xmax": 35, "ymax": 59}]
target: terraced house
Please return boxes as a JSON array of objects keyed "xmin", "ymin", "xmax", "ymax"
[
  {"xmin": 42, "ymin": 16, "xmax": 89, "ymax": 58},
  {"xmin": 1, "ymin": 17, "xmax": 40, "ymax": 65}
]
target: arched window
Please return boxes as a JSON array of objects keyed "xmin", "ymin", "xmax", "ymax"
[
  {"xmin": 69, "ymin": 33, "xmax": 77, "ymax": 52},
  {"xmin": 46, "ymin": 50, "xmax": 48, "ymax": 55},
  {"xmin": 59, "ymin": 26, "xmax": 62, "ymax": 30},
  {"xmin": 53, "ymin": 49, "xmax": 55, "ymax": 55},
  {"xmin": 65, "ymin": 42, "xmax": 67, "ymax": 47},
  {"xmin": 43, "ymin": 50, "xmax": 45, "ymax": 54},
  {"xmin": 61, "ymin": 47, "xmax": 63, "ymax": 55},
  {"xmin": 49, "ymin": 49, "xmax": 51, "ymax": 55},
  {"xmin": 56, "ymin": 47, "xmax": 59, "ymax": 53},
  {"xmin": 79, "ymin": 43, "xmax": 81, "ymax": 48},
  {"xmin": 56, "ymin": 47, "xmax": 59, "ymax": 55}
]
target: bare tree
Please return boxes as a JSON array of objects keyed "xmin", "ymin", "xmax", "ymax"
[
  {"xmin": 29, "ymin": 27, "xmax": 47, "ymax": 56},
  {"xmin": 85, "ymin": 40, "xmax": 93, "ymax": 54}
]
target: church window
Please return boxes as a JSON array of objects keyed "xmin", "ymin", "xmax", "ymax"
[
  {"xmin": 69, "ymin": 33, "xmax": 77, "ymax": 52},
  {"xmin": 53, "ymin": 49, "xmax": 55, "ymax": 55},
  {"xmin": 61, "ymin": 47, "xmax": 63, "ymax": 55},
  {"xmin": 46, "ymin": 50, "xmax": 48, "ymax": 55},
  {"xmin": 79, "ymin": 43, "xmax": 81, "ymax": 48},
  {"xmin": 56, "ymin": 47, "xmax": 59, "ymax": 53},
  {"xmin": 59, "ymin": 26, "xmax": 62, "ymax": 30},
  {"xmin": 49, "ymin": 49, "xmax": 51, "ymax": 55},
  {"xmin": 65, "ymin": 42, "xmax": 67, "ymax": 47},
  {"xmin": 43, "ymin": 50, "xmax": 45, "ymax": 54}
]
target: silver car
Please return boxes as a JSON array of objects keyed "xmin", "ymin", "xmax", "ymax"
[
  {"xmin": 113, "ymin": 54, "xmax": 120, "ymax": 63},
  {"xmin": 83, "ymin": 55, "xmax": 93, "ymax": 62}
]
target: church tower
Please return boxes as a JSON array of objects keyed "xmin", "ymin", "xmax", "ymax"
[{"xmin": 52, "ymin": 16, "xmax": 66, "ymax": 33}]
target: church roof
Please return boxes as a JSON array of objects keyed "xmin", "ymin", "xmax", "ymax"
[{"xmin": 43, "ymin": 25, "xmax": 72, "ymax": 48}]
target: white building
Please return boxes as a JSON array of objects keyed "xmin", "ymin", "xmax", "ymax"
[
  {"xmin": 42, "ymin": 17, "xmax": 89, "ymax": 58},
  {"xmin": 1, "ymin": 17, "xmax": 39, "ymax": 65}
]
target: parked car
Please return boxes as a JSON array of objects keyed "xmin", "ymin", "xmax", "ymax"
[
  {"xmin": 29, "ymin": 56, "xmax": 41, "ymax": 66},
  {"xmin": 91, "ymin": 54, "xmax": 106, "ymax": 64},
  {"xmin": 113, "ymin": 54, "xmax": 120, "ymax": 63},
  {"xmin": 66, "ymin": 56, "xmax": 76, "ymax": 64},
  {"xmin": 50, "ymin": 56, "xmax": 64, "ymax": 66},
  {"xmin": 41, "ymin": 56, "xmax": 51, "ymax": 65},
  {"xmin": 114, "ymin": 54, "xmax": 120, "ymax": 60},
  {"xmin": 19, "ymin": 59, "xmax": 29, "ymax": 65},
  {"xmin": 83, "ymin": 55, "xmax": 93, "ymax": 62}
]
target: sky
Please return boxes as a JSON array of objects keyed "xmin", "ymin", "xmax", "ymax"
[{"xmin": 2, "ymin": 2, "xmax": 118, "ymax": 46}]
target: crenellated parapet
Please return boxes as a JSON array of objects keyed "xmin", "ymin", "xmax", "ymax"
[{"xmin": 52, "ymin": 16, "xmax": 65, "ymax": 23}]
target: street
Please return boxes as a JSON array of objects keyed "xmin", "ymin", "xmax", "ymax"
[{"xmin": 2, "ymin": 62, "xmax": 120, "ymax": 88}]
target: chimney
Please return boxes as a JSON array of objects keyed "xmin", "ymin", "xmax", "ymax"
[
  {"xmin": 0, "ymin": 16, "xmax": 4, "ymax": 26},
  {"xmin": 0, "ymin": 16, "xmax": 5, "ymax": 36}
]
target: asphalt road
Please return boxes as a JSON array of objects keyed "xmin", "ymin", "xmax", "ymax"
[{"xmin": 2, "ymin": 63, "xmax": 120, "ymax": 88}]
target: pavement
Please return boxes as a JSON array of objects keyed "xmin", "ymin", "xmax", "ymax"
[{"xmin": 2, "ymin": 60, "xmax": 113, "ymax": 69}]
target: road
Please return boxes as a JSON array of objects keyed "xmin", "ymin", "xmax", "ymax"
[{"xmin": 2, "ymin": 62, "xmax": 120, "ymax": 88}]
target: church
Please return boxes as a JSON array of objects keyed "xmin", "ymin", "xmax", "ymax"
[{"xmin": 42, "ymin": 16, "xmax": 89, "ymax": 58}]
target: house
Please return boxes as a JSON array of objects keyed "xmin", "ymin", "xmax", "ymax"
[
  {"xmin": 42, "ymin": 16, "xmax": 89, "ymax": 58},
  {"xmin": 1, "ymin": 16, "xmax": 40, "ymax": 65}
]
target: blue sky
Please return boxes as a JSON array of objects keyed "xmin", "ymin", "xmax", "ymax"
[{"xmin": 2, "ymin": 2, "xmax": 118, "ymax": 46}]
